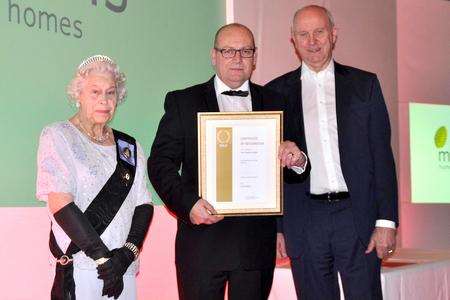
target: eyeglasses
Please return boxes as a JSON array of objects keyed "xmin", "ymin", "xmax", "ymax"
[{"xmin": 214, "ymin": 47, "xmax": 256, "ymax": 58}]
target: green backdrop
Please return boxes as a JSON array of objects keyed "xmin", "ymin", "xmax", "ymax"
[
  {"xmin": 410, "ymin": 103, "xmax": 450, "ymax": 204},
  {"xmin": 0, "ymin": 0, "xmax": 224, "ymax": 206}
]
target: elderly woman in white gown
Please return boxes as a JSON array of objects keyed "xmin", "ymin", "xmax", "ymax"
[{"xmin": 36, "ymin": 55, "xmax": 153, "ymax": 300}]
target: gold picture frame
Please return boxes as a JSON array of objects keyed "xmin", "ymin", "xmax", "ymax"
[{"xmin": 198, "ymin": 111, "xmax": 283, "ymax": 216}]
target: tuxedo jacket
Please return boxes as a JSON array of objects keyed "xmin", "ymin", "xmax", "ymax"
[
  {"xmin": 148, "ymin": 77, "xmax": 293, "ymax": 270},
  {"xmin": 266, "ymin": 62, "xmax": 399, "ymax": 258}
]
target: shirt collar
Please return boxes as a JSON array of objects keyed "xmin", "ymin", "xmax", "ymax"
[
  {"xmin": 300, "ymin": 59, "xmax": 335, "ymax": 80},
  {"xmin": 214, "ymin": 75, "xmax": 250, "ymax": 94}
]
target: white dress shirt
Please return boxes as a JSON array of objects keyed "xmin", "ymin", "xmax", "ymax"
[
  {"xmin": 214, "ymin": 76, "xmax": 252, "ymax": 112},
  {"xmin": 301, "ymin": 61, "xmax": 395, "ymax": 229}
]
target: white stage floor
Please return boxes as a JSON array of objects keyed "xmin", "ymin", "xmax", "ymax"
[{"xmin": 270, "ymin": 248, "xmax": 450, "ymax": 300}]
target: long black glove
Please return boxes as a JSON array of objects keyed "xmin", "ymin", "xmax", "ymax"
[
  {"xmin": 53, "ymin": 202, "xmax": 109, "ymax": 260},
  {"xmin": 126, "ymin": 204, "xmax": 154, "ymax": 248},
  {"xmin": 97, "ymin": 204, "xmax": 154, "ymax": 298}
]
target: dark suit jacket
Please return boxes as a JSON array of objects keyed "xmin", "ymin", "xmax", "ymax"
[
  {"xmin": 148, "ymin": 77, "xmax": 289, "ymax": 270},
  {"xmin": 266, "ymin": 62, "xmax": 399, "ymax": 258}
]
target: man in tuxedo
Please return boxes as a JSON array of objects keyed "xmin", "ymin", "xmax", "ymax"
[
  {"xmin": 148, "ymin": 23, "xmax": 306, "ymax": 300},
  {"xmin": 266, "ymin": 5, "xmax": 398, "ymax": 300}
]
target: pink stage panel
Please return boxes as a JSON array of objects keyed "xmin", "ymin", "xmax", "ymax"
[{"xmin": 0, "ymin": 206, "xmax": 178, "ymax": 300}]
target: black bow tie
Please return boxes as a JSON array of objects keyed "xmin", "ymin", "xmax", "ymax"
[{"xmin": 221, "ymin": 90, "xmax": 249, "ymax": 97}]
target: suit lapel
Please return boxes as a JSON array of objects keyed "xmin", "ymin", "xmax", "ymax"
[
  {"xmin": 334, "ymin": 62, "xmax": 351, "ymax": 132},
  {"xmin": 334, "ymin": 62, "xmax": 352, "ymax": 172},
  {"xmin": 203, "ymin": 76, "xmax": 220, "ymax": 112},
  {"xmin": 249, "ymin": 82, "xmax": 262, "ymax": 111},
  {"xmin": 288, "ymin": 67, "xmax": 308, "ymax": 154},
  {"xmin": 289, "ymin": 66, "xmax": 311, "ymax": 191}
]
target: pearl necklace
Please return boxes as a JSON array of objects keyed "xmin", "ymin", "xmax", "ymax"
[{"xmin": 78, "ymin": 121, "xmax": 110, "ymax": 144}]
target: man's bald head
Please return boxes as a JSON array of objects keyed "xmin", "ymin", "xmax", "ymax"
[
  {"xmin": 214, "ymin": 23, "xmax": 255, "ymax": 48},
  {"xmin": 293, "ymin": 5, "xmax": 335, "ymax": 30}
]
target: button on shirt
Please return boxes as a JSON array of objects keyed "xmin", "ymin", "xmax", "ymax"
[{"xmin": 301, "ymin": 61, "xmax": 395, "ymax": 229}]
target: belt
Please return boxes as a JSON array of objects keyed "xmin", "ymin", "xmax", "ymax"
[{"xmin": 309, "ymin": 192, "xmax": 350, "ymax": 203}]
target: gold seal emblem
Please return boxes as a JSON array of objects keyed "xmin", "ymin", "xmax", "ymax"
[{"xmin": 217, "ymin": 129, "xmax": 231, "ymax": 144}]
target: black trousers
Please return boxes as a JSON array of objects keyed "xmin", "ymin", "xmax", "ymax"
[
  {"xmin": 291, "ymin": 199, "xmax": 382, "ymax": 300},
  {"xmin": 176, "ymin": 265, "xmax": 274, "ymax": 300}
]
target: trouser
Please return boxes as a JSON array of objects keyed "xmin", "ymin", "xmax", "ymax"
[
  {"xmin": 291, "ymin": 199, "xmax": 382, "ymax": 300},
  {"xmin": 176, "ymin": 264, "xmax": 274, "ymax": 300}
]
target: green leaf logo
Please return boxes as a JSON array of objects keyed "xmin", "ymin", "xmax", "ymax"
[{"xmin": 434, "ymin": 126, "xmax": 447, "ymax": 148}]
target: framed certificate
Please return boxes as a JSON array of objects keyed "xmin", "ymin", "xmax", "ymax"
[{"xmin": 198, "ymin": 111, "xmax": 283, "ymax": 216}]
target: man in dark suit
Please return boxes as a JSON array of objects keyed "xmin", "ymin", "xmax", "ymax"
[
  {"xmin": 148, "ymin": 23, "xmax": 306, "ymax": 300},
  {"xmin": 266, "ymin": 5, "xmax": 398, "ymax": 300}
]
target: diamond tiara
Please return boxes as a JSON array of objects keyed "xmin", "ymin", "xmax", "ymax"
[{"xmin": 77, "ymin": 55, "xmax": 115, "ymax": 71}]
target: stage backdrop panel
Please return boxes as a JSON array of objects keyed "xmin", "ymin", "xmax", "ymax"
[
  {"xmin": 0, "ymin": 0, "xmax": 224, "ymax": 206},
  {"xmin": 397, "ymin": 0, "xmax": 450, "ymax": 249},
  {"xmin": 409, "ymin": 103, "xmax": 450, "ymax": 204}
]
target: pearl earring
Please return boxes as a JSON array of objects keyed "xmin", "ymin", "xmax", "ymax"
[{"xmin": 75, "ymin": 102, "xmax": 80, "ymax": 108}]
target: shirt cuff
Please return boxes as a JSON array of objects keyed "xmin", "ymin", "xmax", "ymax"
[
  {"xmin": 375, "ymin": 219, "xmax": 396, "ymax": 229},
  {"xmin": 290, "ymin": 152, "xmax": 308, "ymax": 174}
]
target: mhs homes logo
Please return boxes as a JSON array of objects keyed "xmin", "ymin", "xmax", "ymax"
[
  {"xmin": 7, "ymin": 0, "xmax": 127, "ymax": 39},
  {"xmin": 435, "ymin": 126, "xmax": 450, "ymax": 164}
]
